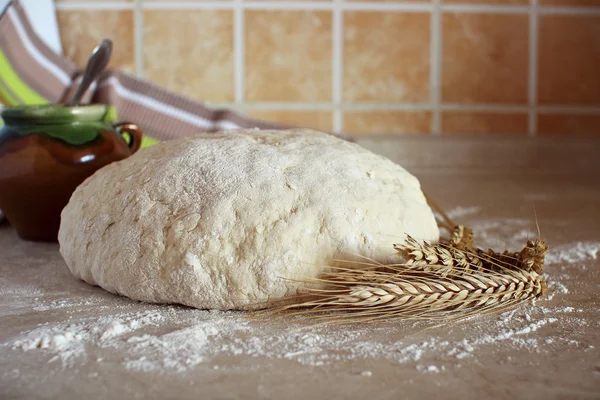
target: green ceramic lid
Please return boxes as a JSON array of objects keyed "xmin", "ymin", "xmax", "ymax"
[
  {"xmin": 0, "ymin": 104, "xmax": 111, "ymax": 145},
  {"xmin": 1, "ymin": 104, "xmax": 108, "ymax": 124}
]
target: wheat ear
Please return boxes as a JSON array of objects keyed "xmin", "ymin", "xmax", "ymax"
[
  {"xmin": 258, "ymin": 196, "xmax": 548, "ymax": 324},
  {"xmin": 268, "ymin": 266, "xmax": 545, "ymax": 323},
  {"xmin": 262, "ymin": 245, "xmax": 546, "ymax": 323},
  {"xmin": 260, "ymin": 236, "xmax": 547, "ymax": 324},
  {"xmin": 394, "ymin": 233, "xmax": 547, "ymax": 276}
]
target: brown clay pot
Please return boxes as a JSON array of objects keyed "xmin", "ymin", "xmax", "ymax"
[{"xmin": 0, "ymin": 104, "xmax": 142, "ymax": 242}]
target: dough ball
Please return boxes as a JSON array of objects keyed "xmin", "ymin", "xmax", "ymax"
[{"xmin": 59, "ymin": 129, "xmax": 438, "ymax": 310}]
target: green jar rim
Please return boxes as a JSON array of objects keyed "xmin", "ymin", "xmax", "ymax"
[{"xmin": 1, "ymin": 104, "xmax": 108, "ymax": 124}]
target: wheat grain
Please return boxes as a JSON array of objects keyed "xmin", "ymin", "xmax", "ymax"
[
  {"xmin": 450, "ymin": 224, "xmax": 474, "ymax": 249},
  {"xmin": 393, "ymin": 234, "xmax": 485, "ymax": 275}
]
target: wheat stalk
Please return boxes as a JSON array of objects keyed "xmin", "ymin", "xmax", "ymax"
[
  {"xmin": 261, "ymin": 236, "xmax": 547, "ymax": 324},
  {"xmin": 258, "ymin": 197, "xmax": 548, "ymax": 324},
  {"xmin": 263, "ymin": 247, "xmax": 546, "ymax": 323}
]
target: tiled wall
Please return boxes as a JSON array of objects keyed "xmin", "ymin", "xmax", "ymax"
[{"xmin": 55, "ymin": 0, "xmax": 600, "ymax": 136}]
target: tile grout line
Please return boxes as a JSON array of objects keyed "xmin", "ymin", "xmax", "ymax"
[
  {"xmin": 234, "ymin": 0, "xmax": 244, "ymax": 105},
  {"xmin": 332, "ymin": 0, "xmax": 343, "ymax": 134},
  {"xmin": 205, "ymin": 101, "xmax": 600, "ymax": 113},
  {"xmin": 55, "ymin": 1, "xmax": 600, "ymax": 14},
  {"xmin": 539, "ymin": 6, "xmax": 600, "ymax": 15},
  {"xmin": 441, "ymin": 4, "xmax": 529, "ymax": 13},
  {"xmin": 134, "ymin": 0, "xmax": 144, "ymax": 78},
  {"xmin": 340, "ymin": 3, "xmax": 432, "ymax": 12},
  {"xmin": 528, "ymin": 0, "xmax": 539, "ymax": 136},
  {"xmin": 55, "ymin": 2, "xmax": 135, "ymax": 11},
  {"xmin": 430, "ymin": 0, "xmax": 442, "ymax": 135}
]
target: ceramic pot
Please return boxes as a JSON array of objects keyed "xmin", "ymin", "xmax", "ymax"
[{"xmin": 0, "ymin": 104, "xmax": 142, "ymax": 242}]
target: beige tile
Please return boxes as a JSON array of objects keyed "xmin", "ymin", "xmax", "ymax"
[
  {"xmin": 245, "ymin": 11, "xmax": 332, "ymax": 102},
  {"xmin": 344, "ymin": 12, "xmax": 431, "ymax": 102},
  {"xmin": 442, "ymin": 13, "xmax": 529, "ymax": 104},
  {"xmin": 347, "ymin": 0, "xmax": 428, "ymax": 2},
  {"xmin": 538, "ymin": 114, "xmax": 600, "ymax": 135},
  {"xmin": 441, "ymin": 112, "xmax": 528, "ymax": 134},
  {"xmin": 245, "ymin": 110, "xmax": 333, "ymax": 132},
  {"xmin": 538, "ymin": 15, "xmax": 600, "ymax": 105},
  {"xmin": 344, "ymin": 111, "xmax": 432, "ymax": 135},
  {"xmin": 144, "ymin": 10, "xmax": 234, "ymax": 102},
  {"xmin": 57, "ymin": 10, "xmax": 134, "ymax": 73},
  {"xmin": 443, "ymin": 0, "xmax": 526, "ymax": 3}
]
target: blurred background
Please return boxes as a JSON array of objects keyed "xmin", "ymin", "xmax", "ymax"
[{"xmin": 31, "ymin": 1, "xmax": 600, "ymax": 136}]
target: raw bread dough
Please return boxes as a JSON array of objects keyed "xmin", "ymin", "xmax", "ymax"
[{"xmin": 59, "ymin": 129, "xmax": 439, "ymax": 310}]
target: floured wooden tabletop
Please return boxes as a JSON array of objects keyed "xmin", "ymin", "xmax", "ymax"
[{"xmin": 1, "ymin": 136, "xmax": 599, "ymax": 399}]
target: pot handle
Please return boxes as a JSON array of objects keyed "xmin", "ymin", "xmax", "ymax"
[{"xmin": 114, "ymin": 122, "xmax": 143, "ymax": 154}]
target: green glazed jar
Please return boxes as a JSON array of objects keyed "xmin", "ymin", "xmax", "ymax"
[{"xmin": 0, "ymin": 104, "xmax": 143, "ymax": 242}]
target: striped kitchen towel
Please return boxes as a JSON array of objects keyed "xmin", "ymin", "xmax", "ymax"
[{"xmin": 0, "ymin": 0, "xmax": 290, "ymax": 148}]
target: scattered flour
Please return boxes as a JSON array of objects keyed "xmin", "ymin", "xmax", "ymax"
[
  {"xmin": 513, "ymin": 229, "xmax": 537, "ymax": 241},
  {"xmin": 4, "ymin": 305, "xmax": 581, "ymax": 374},
  {"xmin": 9, "ymin": 311, "xmax": 164, "ymax": 366},
  {"xmin": 425, "ymin": 365, "xmax": 440, "ymax": 373},
  {"xmin": 33, "ymin": 298, "xmax": 101, "ymax": 311},
  {"xmin": 396, "ymin": 313, "xmax": 564, "ymax": 367},
  {"xmin": 2, "ymin": 213, "xmax": 597, "ymax": 376},
  {"xmin": 471, "ymin": 219, "xmax": 532, "ymax": 249},
  {"xmin": 124, "ymin": 317, "xmax": 248, "ymax": 373},
  {"xmin": 0, "ymin": 285, "xmax": 43, "ymax": 297},
  {"xmin": 546, "ymin": 242, "xmax": 600, "ymax": 265},
  {"xmin": 546, "ymin": 280, "xmax": 569, "ymax": 300},
  {"xmin": 434, "ymin": 206, "xmax": 480, "ymax": 224},
  {"xmin": 446, "ymin": 206, "xmax": 481, "ymax": 219}
]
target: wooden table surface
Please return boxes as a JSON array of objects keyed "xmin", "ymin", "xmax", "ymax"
[{"xmin": 1, "ymin": 136, "xmax": 599, "ymax": 400}]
